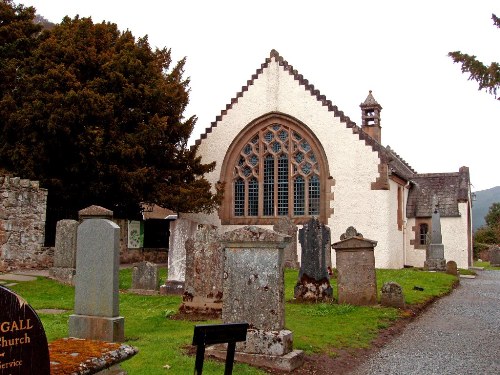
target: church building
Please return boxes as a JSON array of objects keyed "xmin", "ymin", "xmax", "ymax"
[{"xmin": 186, "ymin": 50, "xmax": 473, "ymax": 269}]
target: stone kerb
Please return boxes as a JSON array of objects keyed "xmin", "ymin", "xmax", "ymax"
[
  {"xmin": 180, "ymin": 224, "xmax": 223, "ymax": 318},
  {"xmin": 49, "ymin": 219, "xmax": 79, "ymax": 285},
  {"xmin": 69, "ymin": 206, "xmax": 124, "ymax": 342},
  {"xmin": 216, "ymin": 226, "xmax": 304, "ymax": 372},
  {"xmin": 332, "ymin": 226, "xmax": 378, "ymax": 306}
]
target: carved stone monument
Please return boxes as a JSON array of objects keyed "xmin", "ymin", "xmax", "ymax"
[
  {"xmin": 332, "ymin": 226, "xmax": 378, "ymax": 306},
  {"xmin": 213, "ymin": 226, "xmax": 304, "ymax": 371},
  {"xmin": 49, "ymin": 219, "xmax": 78, "ymax": 285},
  {"xmin": 273, "ymin": 217, "xmax": 299, "ymax": 269},
  {"xmin": 160, "ymin": 218, "xmax": 198, "ymax": 295},
  {"xmin": 0, "ymin": 285, "xmax": 50, "ymax": 374},
  {"xmin": 424, "ymin": 206, "xmax": 446, "ymax": 271},
  {"xmin": 179, "ymin": 224, "xmax": 223, "ymax": 318},
  {"xmin": 69, "ymin": 205, "xmax": 124, "ymax": 342},
  {"xmin": 294, "ymin": 218, "xmax": 332, "ymax": 301}
]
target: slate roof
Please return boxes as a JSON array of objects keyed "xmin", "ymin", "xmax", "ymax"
[{"xmin": 406, "ymin": 167, "xmax": 470, "ymax": 218}]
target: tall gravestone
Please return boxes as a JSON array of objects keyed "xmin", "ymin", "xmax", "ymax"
[
  {"xmin": 294, "ymin": 218, "xmax": 332, "ymax": 301},
  {"xmin": 424, "ymin": 207, "xmax": 446, "ymax": 271},
  {"xmin": 273, "ymin": 217, "xmax": 299, "ymax": 269},
  {"xmin": 180, "ymin": 224, "xmax": 223, "ymax": 318},
  {"xmin": 49, "ymin": 219, "xmax": 79, "ymax": 285},
  {"xmin": 69, "ymin": 205, "xmax": 124, "ymax": 342},
  {"xmin": 332, "ymin": 226, "xmax": 378, "ymax": 306},
  {"xmin": 0, "ymin": 285, "xmax": 50, "ymax": 374},
  {"xmin": 216, "ymin": 226, "xmax": 304, "ymax": 372},
  {"xmin": 160, "ymin": 218, "xmax": 198, "ymax": 295}
]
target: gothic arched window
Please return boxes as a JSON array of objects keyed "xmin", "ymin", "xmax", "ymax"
[{"xmin": 220, "ymin": 115, "xmax": 331, "ymax": 225}]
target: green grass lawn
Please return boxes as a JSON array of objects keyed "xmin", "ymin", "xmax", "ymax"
[
  {"xmin": 473, "ymin": 260, "xmax": 500, "ymax": 270},
  {"xmin": 8, "ymin": 267, "xmax": 457, "ymax": 374}
]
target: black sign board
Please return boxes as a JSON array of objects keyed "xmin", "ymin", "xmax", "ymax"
[{"xmin": 0, "ymin": 285, "xmax": 50, "ymax": 375}]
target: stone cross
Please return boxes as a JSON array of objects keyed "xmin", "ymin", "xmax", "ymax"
[{"xmin": 69, "ymin": 205, "xmax": 124, "ymax": 342}]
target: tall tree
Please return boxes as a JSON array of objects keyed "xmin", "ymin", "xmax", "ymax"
[
  {"xmin": 0, "ymin": 9, "xmax": 222, "ymax": 217},
  {"xmin": 448, "ymin": 14, "xmax": 500, "ymax": 100}
]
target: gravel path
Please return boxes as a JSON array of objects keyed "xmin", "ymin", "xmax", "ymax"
[{"xmin": 351, "ymin": 270, "xmax": 500, "ymax": 375}]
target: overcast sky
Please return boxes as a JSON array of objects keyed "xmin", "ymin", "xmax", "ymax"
[{"xmin": 21, "ymin": 0, "xmax": 500, "ymax": 192}]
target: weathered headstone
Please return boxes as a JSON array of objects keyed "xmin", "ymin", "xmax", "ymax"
[
  {"xmin": 380, "ymin": 281, "xmax": 405, "ymax": 309},
  {"xmin": 446, "ymin": 260, "xmax": 458, "ymax": 276},
  {"xmin": 180, "ymin": 224, "xmax": 223, "ymax": 318},
  {"xmin": 131, "ymin": 261, "xmax": 159, "ymax": 291},
  {"xmin": 424, "ymin": 206, "xmax": 446, "ymax": 271},
  {"xmin": 273, "ymin": 217, "xmax": 299, "ymax": 269},
  {"xmin": 69, "ymin": 205, "xmax": 124, "ymax": 342},
  {"xmin": 214, "ymin": 226, "xmax": 304, "ymax": 372},
  {"xmin": 294, "ymin": 218, "xmax": 332, "ymax": 301},
  {"xmin": 332, "ymin": 226, "xmax": 378, "ymax": 305},
  {"xmin": 49, "ymin": 219, "xmax": 78, "ymax": 285},
  {"xmin": 0, "ymin": 285, "xmax": 50, "ymax": 374},
  {"xmin": 490, "ymin": 245, "xmax": 500, "ymax": 267},
  {"xmin": 160, "ymin": 218, "xmax": 198, "ymax": 295}
]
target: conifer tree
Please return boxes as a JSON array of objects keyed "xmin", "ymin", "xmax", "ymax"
[{"xmin": 449, "ymin": 14, "xmax": 500, "ymax": 100}]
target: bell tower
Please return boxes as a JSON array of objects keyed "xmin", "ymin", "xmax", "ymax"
[{"xmin": 360, "ymin": 90, "xmax": 382, "ymax": 143}]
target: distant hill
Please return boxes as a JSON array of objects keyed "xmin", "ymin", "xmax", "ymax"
[{"xmin": 472, "ymin": 186, "xmax": 500, "ymax": 231}]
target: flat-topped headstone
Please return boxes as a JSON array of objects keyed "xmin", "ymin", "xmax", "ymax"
[
  {"xmin": 180, "ymin": 224, "xmax": 223, "ymax": 318},
  {"xmin": 332, "ymin": 226, "xmax": 378, "ymax": 306},
  {"xmin": 490, "ymin": 246, "xmax": 500, "ymax": 267},
  {"xmin": 131, "ymin": 261, "xmax": 159, "ymax": 291},
  {"xmin": 273, "ymin": 217, "xmax": 299, "ymax": 269},
  {"xmin": 49, "ymin": 219, "xmax": 79, "ymax": 284},
  {"xmin": 380, "ymin": 281, "xmax": 405, "ymax": 309},
  {"xmin": 294, "ymin": 218, "xmax": 332, "ymax": 301},
  {"xmin": 0, "ymin": 285, "xmax": 50, "ymax": 374},
  {"xmin": 69, "ymin": 209, "xmax": 124, "ymax": 342}
]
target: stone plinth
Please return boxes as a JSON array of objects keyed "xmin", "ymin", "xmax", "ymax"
[
  {"xmin": 180, "ymin": 224, "xmax": 223, "ymax": 318},
  {"xmin": 218, "ymin": 226, "xmax": 304, "ymax": 371},
  {"xmin": 69, "ymin": 208, "xmax": 124, "ymax": 342},
  {"xmin": 332, "ymin": 227, "xmax": 378, "ymax": 306},
  {"xmin": 490, "ymin": 246, "xmax": 500, "ymax": 267},
  {"xmin": 273, "ymin": 217, "xmax": 299, "ymax": 269},
  {"xmin": 49, "ymin": 219, "xmax": 78, "ymax": 285},
  {"xmin": 380, "ymin": 281, "xmax": 405, "ymax": 309}
]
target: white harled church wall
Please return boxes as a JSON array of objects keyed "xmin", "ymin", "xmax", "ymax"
[
  {"xmin": 404, "ymin": 217, "xmax": 426, "ymax": 267},
  {"xmin": 441, "ymin": 202, "xmax": 470, "ymax": 269},
  {"xmin": 190, "ymin": 58, "xmax": 403, "ymax": 268}
]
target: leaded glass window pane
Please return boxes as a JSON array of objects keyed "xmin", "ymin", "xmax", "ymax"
[
  {"xmin": 248, "ymin": 178, "xmax": 259, "ymax": 216},
  {"xmin": 264, "ymin": 155, "xmax": 274, "ymax": 216},
  {"xmin": 309, "ymin": 175, "xmax": 320, "ymax": 215},
  {"xmin": 294, "ymin": 176, "xmax": 305, "ymax": 216},
  {"xmin": 278, "ymin": 155, "xmax": 289, "ymax": 215},
  {"xmin": 234, "ymin": 178, "xmax": 245, "ymax": 216}
]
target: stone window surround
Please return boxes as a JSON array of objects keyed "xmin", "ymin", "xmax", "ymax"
[
  {"xmin": 218, "ymin": 113, "xmax": 333, "ymax": 225},
  {"xmin": 410, "ymin": 218, "xmax": 431, "ymax": 249}
]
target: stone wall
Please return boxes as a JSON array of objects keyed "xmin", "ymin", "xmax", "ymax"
[{"xmin": 0, "ymin": 176, "xmax": 49, "ymax": 271}]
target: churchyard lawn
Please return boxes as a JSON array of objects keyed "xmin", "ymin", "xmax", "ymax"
[{"xmin": 9, "ymin": 268, "xmax": 457, "ymax": 374}]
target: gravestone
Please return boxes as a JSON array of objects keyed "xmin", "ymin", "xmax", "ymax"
[
  {"xmin": 273, "ymin": 217, "xmax": 299, "ymax": 269},
  {"xmin": 131, "ymin": 261, "xmax": 159, "ymax": 292},
  {"xmin": 0, "ymin": 285, "xmax": 50, "ymax": 374},
  {"xmin": 214, "ymin": 226, "xmax": 304, "ymax": 371},
  {"xmin": 446, "ymin": 260, "xmax": 458, "ymax": 276},
  {"xmin": 294, "ymin": 218, "xmax": 332, "ymax": 301},
  {"xmin": 180, "ymin": 224, "xmax": 223, "ymax": 318},
  {"xmin": 69, "ymin": 206, "xmax": 124, "ymax": 342},
  {"xmin": 49, "ymin": 219, "xmax": 78, "ymax": 285},
  {"xmin": 424, "ymin": 206, "xmax": 446, "ymax": 271},
  {"xmin": 332, "ymin": 226, "xmax": 378, "ymax": 305},
  {"xmin": 160, "ymin": 218, "xmax": 198, "ymax": 295},
  {"xmin": 380, "ymin": 281, "xmax": 405, "ymax": 309},
  {"xmin": 490, "ymin": 246, "xmax": 500, "ymax": 267}
]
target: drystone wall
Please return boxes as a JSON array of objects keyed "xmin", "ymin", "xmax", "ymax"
[{"xmin": 0, "ymin": 176, "xmax": 49, "ymax": 271}]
